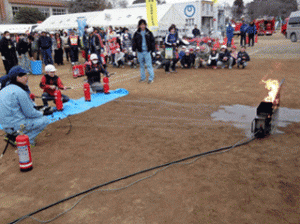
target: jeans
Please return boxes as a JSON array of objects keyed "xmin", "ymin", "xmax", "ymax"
[
  {"xmin": 19, "ymin": 54, "xmax": 31, "ymax": 72},
  {"xmin": 42, "ymin": 92, "xmax": 70, "ymax": 106},
  {"xmin": 217, "ymin": 57, "xmax": 233, "ymax": 68},
  {"xmin": 4, "ymin": 116, "xmax": 49, "ymax": 145},
  {"xmin": 41, "ymin": 48, "xmax": 53, "ymax": 65},
  {"xmin": 137, "ymin": 51, "xmax": 154, "ymax": 81}
]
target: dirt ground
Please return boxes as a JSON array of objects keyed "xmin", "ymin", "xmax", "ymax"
[{"xmin": 0, "ymin": 33, "xmax": 300, "ymax": 224}]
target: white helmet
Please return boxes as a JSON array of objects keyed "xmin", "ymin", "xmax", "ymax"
[
  {"xmin": 221, "ymin": 45, "xmax": 227, "ymax": 49},
  {"xmin": 90, "ymin": 53, "xmax": 98, "ymax": 60},
  {"xmin": 87, "ymin": 27, "xmax": 94, "ymax": 33},
  {"xmin": 45, "ymin": 64, "xmax": 56, "ymax": 72}
]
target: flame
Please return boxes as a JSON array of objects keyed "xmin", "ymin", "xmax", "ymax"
[{"xmin": 261, "ymin": 79, "xmax": 279, "ymax": 102}]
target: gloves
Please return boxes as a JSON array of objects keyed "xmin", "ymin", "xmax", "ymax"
[
  {"xmin": 152, "ymin": 52, "xmax": 156, "ymax": 57},
  {"xmin": 1, "ymin": 56, "xmax": 5, "ymax": 60},
  {"xmin": 29, "ymin": 93, "xmax": 35, "ymax": 100},
  {"xmin": 132, "ymin": 52, "xmax": 136, "ymax": 56}
]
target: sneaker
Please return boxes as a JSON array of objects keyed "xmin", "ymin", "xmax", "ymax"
[
  {"xmin": 139, "ymin": 79, "xmax": 146, "ymax": 83},
  {"xmin": 229, "ymin": 66, "xmax": 232, "ymax": 69},
  {"xmin": 148, "ymin": 80, "xmax": 154, "ymax": 84},
  {"xmin": 237, "ymin": 65, "xmax": 240, "ymax": 68}
]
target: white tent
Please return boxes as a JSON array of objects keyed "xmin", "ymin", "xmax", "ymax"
[
  {"xmin": 0, "ymin": 24, "xmax": 37, "ymax": 34},
  {"xmin": 35, "ymin": 4, "xmax": 187, "ymax": 34}
]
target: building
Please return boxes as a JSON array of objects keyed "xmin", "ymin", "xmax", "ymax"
[{"xmin": 0, "ymin": 0, "xmax": 69, "ymax": 23}]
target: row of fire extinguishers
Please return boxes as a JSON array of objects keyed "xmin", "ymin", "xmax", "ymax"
[{"xmin": 13, "ymin": 76, "xmax": 111, "ymax": 172}]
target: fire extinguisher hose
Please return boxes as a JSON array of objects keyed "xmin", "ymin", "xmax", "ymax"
[{"xmin": 9, "ymin": 135, "xmax": 256, "ymax": 224}]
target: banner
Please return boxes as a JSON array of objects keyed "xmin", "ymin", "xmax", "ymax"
[
  {"xmin": 77, "ymin": 17, "xmax": 87, "ymax": 37},
  {"xmin": 146, "ymin": 0, "xmax": 158, "ymax": 29}
]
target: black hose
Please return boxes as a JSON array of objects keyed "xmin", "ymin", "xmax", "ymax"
[{"xmin": 9, "ymin": 136, "xmax": 256, "ymax": 224}]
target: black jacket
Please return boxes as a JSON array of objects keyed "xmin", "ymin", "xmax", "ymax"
[
  {"xmin": 85, "ymin": 62, "xmax": 108, "ymax": 84},
  {"xmin": 218, "ymin": 50, "xmax": 231, "ymax": 61},
  {"xmin": 16, "ymin": 39, "xmax": 29, "ymax": 55},
  {"xmin": 0, "ymin": 38, "xmax": 18, "ymax": 64},
  {"xmin": 132, "ymin": 28, "xmax": 155, "ymax": 53}
]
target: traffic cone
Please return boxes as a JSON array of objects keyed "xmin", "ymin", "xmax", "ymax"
[
  {"xmin": 223, "ymin": 37, "xmax": 228, "ymax": 45},
  {"xmin": 255, "ymin": 34, "xmax": 258, "ymax": 43},
  {"xmin": 246, "ymin": 36, "xmax": 249, "ymax": 45},
  {"xmin": 231, "ymin": 38, "xmax": 235, "ymax": 46}
]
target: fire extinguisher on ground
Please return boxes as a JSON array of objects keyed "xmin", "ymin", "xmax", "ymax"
[
  {"xmin": 54, "ymin": 89, "xmax": 63, "ymax": 111},
  {"xmin": 83, "ymin": 82, "xmax": 91, "ymax": 101},
  {"xmin": 16, "ymin": 124, "xmax": 33, "ymax": 172},
  {"xmin": 103, "ymin": 76, "xmax": 110, "ymax": 94}
]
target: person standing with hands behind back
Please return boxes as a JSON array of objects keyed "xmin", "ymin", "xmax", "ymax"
[
  {"xmin": 0, "ymin": 31, "xmax": 18, "ymax": 74},
  {"xmin": 132, "ymin": 19, "xmax": 156, "ymax": 84}
]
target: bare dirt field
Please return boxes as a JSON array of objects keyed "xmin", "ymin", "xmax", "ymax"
[{"xmin": 0, "ymin": 33, "xmax": 300, "ymax": 224}]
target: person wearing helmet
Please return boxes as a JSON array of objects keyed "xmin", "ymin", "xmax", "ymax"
[
  {"xmin": 40, "ymin": 64, "xmax": 70, "ymax": 107},
  {"xmin": 207, "ymin": 48, "xmax": 219, "ymax": 69},
  {"xmin": 181, "ymin": 49, "xmax": 193, "ymax": 69},
  {"xmin": 217, "ymin": 45, "xmax": 233, "ymax": 69},
  {"xmin": 0, "ymin": 66, "xmax": 50, "ymax": 146},
  {"xmin": 85, "ymin": 53, "xmax": 109, "ymax": 93},
  {"xmin": 194, "ymin": 45, "xmax": 209, "ymax": 68}
]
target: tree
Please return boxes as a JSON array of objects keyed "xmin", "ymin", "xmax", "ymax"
[
  {"xmin": 68, "ymin": 0, "xmax": 112, "ymax": 13},
  {"xmin": 246, "ymin": 0, "xmax": 297, "ymax": 21},
  {"xmin": 13, "ymin": 7, "xmax": 46, "ymax": 24},
  {"xmin": 232, "ymin": 0, "xmax": 244, "ymax": 20}
]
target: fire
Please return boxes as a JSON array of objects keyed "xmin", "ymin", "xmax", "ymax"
[{"xmin": 261, "ymin": 79, "xmax": 280, "ymax": 102}]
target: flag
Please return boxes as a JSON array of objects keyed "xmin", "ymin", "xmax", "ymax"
[{"xmin": 146, "ymin": 0, "xmax": 158, "ymax": 29}]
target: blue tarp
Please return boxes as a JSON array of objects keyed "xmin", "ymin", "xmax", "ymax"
[{"xmin": 0, "ymin": 88, "xmax": 129, "ymax": 129}]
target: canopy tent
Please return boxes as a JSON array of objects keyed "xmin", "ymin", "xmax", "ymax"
[
  {"xmin": 0, "ymin": 24, "xmax": 37, "ymax": 34},
  {"xmin": 35, "ymin": 3, "xmax": 187, "ymax": 35}
]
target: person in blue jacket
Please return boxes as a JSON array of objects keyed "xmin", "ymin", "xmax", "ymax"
[
  {"xmin": 38, "ymin": 31, "xmax": 53, "ymax": 65},
  {"xmin": 226, "ymin": 23, "xmax": 234, "ymax": 47},
  {"xmin": 247, "ymin": 21, "xmax": 257, "ymax": 47},
  {"xmin": 240, "ymin": 21, "xmax": 248, "ymax": 47},
  {"xmin": 0, "ymin": 66, "xmax": 49, "ymax": 146},
  {"xmin": 164, "ymin": 24, "xmax": 180, "ymax": 73}
]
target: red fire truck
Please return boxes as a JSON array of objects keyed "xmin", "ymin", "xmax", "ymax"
[{"xmin": 255, "ymin": 16, "xmax": 275, "ymax": 35}]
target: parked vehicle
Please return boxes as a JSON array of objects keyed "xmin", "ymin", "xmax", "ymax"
[
  {"xmin": 286, "ymin": 10, "xmax": 300, "ymax": 42},
  {"xmin": 255, "ymin": 17, "xmax": 275, "ymax": 35}
]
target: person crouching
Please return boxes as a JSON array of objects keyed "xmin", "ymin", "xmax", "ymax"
[
  {"xmin": 40, "ymin": 64, "xmax": 70, "ymax": 107},
  {"xmin": 217, "ymin": 45, "xmax": 233, "ymax": 69},
  {"xmin": 237, "ymin": 46, "xmax": 250, "ymax": 69},
  {"xmin": 85, "ymin": 53, "xmax": 109, "ymax": 93}
]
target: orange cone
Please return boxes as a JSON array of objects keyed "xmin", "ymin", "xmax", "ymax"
[
  {"xmin": 231, "ymin": 38, "xmax": 235, "ymax": 46},
  {"xmin": 246, "ymin": 36, "xmax": 249, "ymax": 45},
  {"xmin": 255, "ymin": 34, "xmax": 258, "ymax": 43},
  {"xmin": 223, "ymin": 37, "xmax": 228, "ymax": 45}
]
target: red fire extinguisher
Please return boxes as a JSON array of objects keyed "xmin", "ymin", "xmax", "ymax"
[
  {"xmin": 83, "ymin": 82, "xmax": 91, "ymax": 101},
  {"xmin": 16, "ymin": 124, "xmax": 33, "ymax": 172},
  {"xmin": 54, "ymin": 89, "xmax": 63, "ymax": 111},
  {"xmin": 103, "ymin": 77, "xmax": 109, "ymax": 94}
]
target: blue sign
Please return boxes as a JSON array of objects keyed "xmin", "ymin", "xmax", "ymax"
[
  {"xmin": 77, "ymin": 17, "xmax": 87, "ymax": 37},
  {"xmin": 184, "ymin": 5, "xmax": 196, "ymax": 18}
]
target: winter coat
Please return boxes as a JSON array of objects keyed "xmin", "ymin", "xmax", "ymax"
[
  {"xmin": 192, "ymin": 28, "xmax": 201, "ymax": 37},
  {"xmin": 247, "ymin": 24, "xmax": 257, "ymax": 35},
  {"xmin": 16, "ymin": 39, "xmax": 29, "ymax": 55},
  {"xmin": 40, "ymin": 74, "xmax": 65, "ymax": 96},
  {"xmin": 0, "ymin": 83, "xmax": 44, "ymax": 132},
  {"xmin": 240, "ymin": 24, "xmax": 248, "ymax": 35},
  {"xmin": 164, "ymin": 32, "xmax": 180, "ymax": 48},
  {"xmin": 226, "ymin": 25, "xmax": 234, "ymax": 39},
  {"xmin": 132, "ymin": 28, "xmax": 155, "ymax": 53},
  {"xmin": 83, "ymin": 31, "xmax": 90, "ymax": 48},
  {"xmin": 237, "ymin": 51, "xmax": 250, "ymax": 61},
  {"xmin": 85, "ymin": 62, "xmax": 107, "ymax": 84},
  {"xmin": 218, "ymin": 50, "xmax": 231, "ymax": 62},
  {"xmin": 0, "ymin": 37, "xmax": 18, "ymax": 64},
  {"xmin": 38, "ymin": 36, "xmax": 52, "ymax": 49}
]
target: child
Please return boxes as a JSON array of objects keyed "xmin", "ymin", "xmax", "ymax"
[
  {"xmin": 230, "ymin": 45, "xmax": 238, "ymax": 68},
  {"xmin": 181, "ymin": 49, "xmax": 193, "ymax": 69},
  {"xmin": 207, "ymin": 47, "xmax": 219, "ymax": 69},
  {"xmin": 237, "ymin": 46, "xmax": 250, "ymax": 69},
  {"xmin": 114, "ymin": 48, "xmax": 125, "ymax": 68},
  {"xmin": 109, "ymin": 38, "xmax": 120, "ymax": 66},
  {"xmin": 40, "ymin": 64, "xmax": 70, "ymax": 107},
  {"xmin": 85, "ymin": 53, "xmax": 109, "ymax": 93},
  {"xmin": 195, "ymin": 46, "xmax": 210, "ymax": 68},
  {"xmin": 217, "ymin": 45, "xmax": 233, "ymax": 69}
]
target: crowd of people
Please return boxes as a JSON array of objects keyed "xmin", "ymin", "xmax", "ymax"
[{"xmin": 0, "ymin": 19, "xmax": 254, "ymax": 145}]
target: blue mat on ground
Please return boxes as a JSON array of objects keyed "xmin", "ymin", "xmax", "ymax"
[{"xmin": 0, "ymin": 88, "xmax": 129, "ymax": 129}]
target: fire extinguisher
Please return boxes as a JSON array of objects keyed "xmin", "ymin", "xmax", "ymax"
[
  {"xmin": 54, "ymin": 89, "xmax": 63, "ymax": 111},
  {"xmin": 16, "ymin": 124, "xmax": 33, "ymax": 172},
  {"xmin": 103, "ymin": 76, "xmax": 109, "ymax": 94},
  {"xmin": 83, "ymin": 82, "xmax": 91, "ymax": 101}
]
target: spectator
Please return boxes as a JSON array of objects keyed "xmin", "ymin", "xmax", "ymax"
[
  {"xmin": 192, "ymin": 25, "xmax": 201, "ymax": 37},
  {"xmin": 16, "ymin": 34, "xmax": 32, "ymax": 72},
  {"xmin": 126, "ymin": 49, "xmax": 137, "ymax": 68},
  {"xmin": 181, "ymin": 49, "xmax": 193, "ymax": 69},
  {"xmin": 237, "ymin": 46, "xmax": 250, "ymax": 69},
  {"xmin": 53, "ymin": 33, "xmax": 64, "ymax": 65},
  {"xmin": 94, "ymin": 28, "xmax": 105, "ymax": 61},
  {"xmin": 195, "ymin": 46, "xmax": 209, "ymax": 68},
  {"xmin": 31, "ymin": 32, "xmax": 40, "ymax": 60},
  {"xmin": 164, "ymin": 24, "xmax": 180, "ymax": 73},
  {"xmin": 68, "ymin": 30, "xmax": 81, "ymax": 65},
  {"xmin": 217, "ymin": 45, "xmax": 233, "ymax": 69},
  {"xmin": 153, "ymin": 51, "xmax": 165, "ymax": 69},
  {"xmin": 38, "ymin": 31, "xmax": 53, "ymax": 65},
  {"xmin": 132, "ymin": 19, "xmax": 155, "ymax": 84},
  {"xmin": 247, "ymin": 21, "xmax": 257, "ymax": 47},
  {"xmin": 82, "ymin": 25, "xmax": 90, "ymax": 62},
  {"xmin": 121, "ymin": 32, "xmax": 132, "ymax": 52},
  {"xmin": 114, "ymin": 48, "xmax": 125, "ymax": 68},
  {"xmin": 0, "ymin": 66, "xmax": 49, "ymax": 145},
  {"xmin": 207, "ymin": 47, "xmax": 219, "ymax": 69},
  {"xmin": 39, "ymin": 64, "xmax": 70, "ymax": 107},
  {"xmin": 226, "ymin": 23, "xmax": 234, "ymax": 47},
  {"xmin": 240, "ymin": 21, "xmax": 248, "ymax": 47},
  {"xmin": 0, "ymin": 31, "xmax": 18, "ymax": 74},
  {"xmin": 62, "ymin": 32, "xmax": 70, "ymax": 62},
  {"xmin": 109, "ymin": 38, "xmax": 120, "ymax": 66}
]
